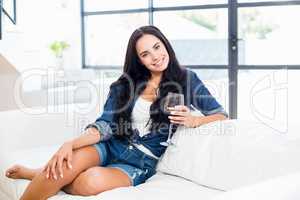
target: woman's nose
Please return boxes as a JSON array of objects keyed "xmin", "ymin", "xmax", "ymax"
[{"xmin": 151, "ymin": 52, "xmax": 159, "ymax": 61}]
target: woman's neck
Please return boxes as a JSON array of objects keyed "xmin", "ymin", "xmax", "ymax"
[{"xmin": 149, "ymin": 72, "xmax": 162, "ymax": 86}]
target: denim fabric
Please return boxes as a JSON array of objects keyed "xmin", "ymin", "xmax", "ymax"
[
  {"xmin": 186, "ymin": 70, "xmax": 228, "ymax": 116},
  {"xmin": 94, "ymin": 139, "xmax": 158, "ymax": 186},
  {"xmin": 87, "ymin": 69, "xmax": 227, "ymax": 158}
]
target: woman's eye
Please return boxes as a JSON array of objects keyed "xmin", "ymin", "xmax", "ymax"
[
  {"xmin": 141, "ymin": 53, "xmax": 148, "ymax": 58},
  {"xmin": 154, "ymin": 45, "xmax": 160, "ymax": 50}
]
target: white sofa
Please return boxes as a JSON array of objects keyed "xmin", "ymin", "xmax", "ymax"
[{"xmin": 1, "ymin": 105, "xmax": 300, "ymax": 200}]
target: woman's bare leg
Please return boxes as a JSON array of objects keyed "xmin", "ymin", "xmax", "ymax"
[
  {"xmin": 14, "ymin": 145, "xmax": 100, "ymax": 200},
  {"xmin": 5, "ymin": 150, "xmax": 132, "ymax": 197},
  {"xmin": 6, "ymin": 165, "xmax": 42, "ymax": 180},
  {"xmin": 63, "ymin": 166, "xmax": 132, "ymax": 196}
]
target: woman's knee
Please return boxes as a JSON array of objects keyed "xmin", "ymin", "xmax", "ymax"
[
  {"xmin": 43, "ymin": 146, "xmax": 100, "ymax": 185},
  {"xmin": 36, "ymin": 162, "xmax": 77, "ymax": 186},
  {"xmin": 64, "ymin": 166, "xmax": 132, "ymax": 196},
  {"xmin": 67, "ymin": 167, "xmax": 105, "ymax": 196}
]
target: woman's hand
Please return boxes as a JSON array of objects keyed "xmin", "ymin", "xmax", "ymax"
[
  {"xmin": 43, "ymin": 141, "xmax": 73, "ymax": 180},
  {"xmin": 168, "ymin": 105, "xmax": 198, "ymax": 128}
]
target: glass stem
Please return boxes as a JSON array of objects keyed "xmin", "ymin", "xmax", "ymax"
[{"xmin": 167, "ymin": 123, "xmax": 173, "ymax": 142}]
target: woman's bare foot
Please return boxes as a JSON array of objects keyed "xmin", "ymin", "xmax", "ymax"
[{"xmin": 5, "ymin": 165, "xmax": 41, "ymax": 180}]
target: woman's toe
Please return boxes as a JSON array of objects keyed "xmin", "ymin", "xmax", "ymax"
[{"xmin": 5, "ymin": 165, "xmax": 20, "ymax": 178}]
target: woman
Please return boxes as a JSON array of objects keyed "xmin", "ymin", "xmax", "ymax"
[{"xmin": 5, "ymin": 25, "xmax": 228, "ymax": 200}]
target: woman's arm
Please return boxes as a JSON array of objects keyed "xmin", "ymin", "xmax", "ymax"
[
  {"xmin": 191, "ymin": 113, "xmax": 227, "ymax": 128},
  {"xmin": 70, "ymin": 127, "xmax": 101, "ymax": 150},
  {"xmin": 169, "ymin": 106, "xmax": 227, "ymax": 128},
  {"xmin": 188, "ymin": 70, "xmax": 228, "ymax": 117},
  {"xmin": 44, "ymin": 127, "xmax": 101, "ymax": 180},
  {"xmin": 82, "ymin": 84, "xmax": 120, "ymax": 143},
  {"xmin": 44, "ymin": 84, "xmax": 120, "ymax": 180}
]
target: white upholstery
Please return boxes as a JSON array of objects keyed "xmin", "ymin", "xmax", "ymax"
[
  {"xmin": 157, "ymin": 120, "xmax": 300, "ymax": 190},
  {"xmin": 1, "ymin": 107, "xmax": 300, "ymax": 200},
  {"xmin": 0, "ymin": 105, "xmax": 221, "ymax": 200},
  {"xmin": 0, "ymin": 146, "xmax": 221, "ymax": 200},
  {"xmin": 213, "ymin": 172, "xmax": 300, "ymax": 200}
]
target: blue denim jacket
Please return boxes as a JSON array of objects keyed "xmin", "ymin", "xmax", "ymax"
[{"xmin": 86, "ymin": 70, "xmax": 227, "ymax": 158}]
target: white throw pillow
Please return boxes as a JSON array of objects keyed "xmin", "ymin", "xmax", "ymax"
[{"xmin": 156, "ymin": 119, "xmax": 300, "ymax": 191}]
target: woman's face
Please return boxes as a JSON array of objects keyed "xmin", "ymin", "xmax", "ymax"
[{"xmin": 136, "ymin": 34, "xmax": 170, "ymax": 75}]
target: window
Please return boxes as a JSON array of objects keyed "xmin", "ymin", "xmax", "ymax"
[
  {"xmin": 239, "ymin": 0, "xmax": 299, "ymax": 2},
  {"xmin": 153, "ymin": 0, "xmax": 226, "ymax": 7},
  {"xmin": 238, "ymin": 6, "xmax": 300, "ymax": 65},
  {"xmin": 154, "ymin": 9, "xmax": 228, "ymax": 65},
  {"xmin": 84, "ymin": 1, "xmax": 148, "ymax": 12},
  {"xmin": 81, "ymin": 0, "xmax": 300, "ymax": 119},
  {"xmin": 0, "ymin": 0, "xmax": 17, "ymax": 39},
  {"xmin": 238, "ymin": 69, "xmax": 299, "ymax": 133},
  {"xmin": 85, "ymin": 13, "xmax": 148, "ymax": 66},
  {"xmin": 193, "ymin": 69, "xmax": 229, "ymax": 112}
]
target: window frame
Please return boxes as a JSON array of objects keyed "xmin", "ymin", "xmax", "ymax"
[
  {"xmin": 80, "ymin": 0, "xmax": 300, "ymax": 119},
  {"xmin": 0, "ymin": 0, "xmax": 17, "ymax": 39}
]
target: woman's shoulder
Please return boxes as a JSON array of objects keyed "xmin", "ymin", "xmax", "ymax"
[
  {"xmin": 186, "ymin": 69, "xmax": 200, "ymax": 75},
  {"xmin": 109, "ymin": 82, "xmax": 124, "ymax": 94},
  {"xmin": 110, "ymin": 77, "xmax": 127, "ymax": 91},
  {"xmin": 185, "ymin": 69, "xmax": 201, "ymax": 80}
]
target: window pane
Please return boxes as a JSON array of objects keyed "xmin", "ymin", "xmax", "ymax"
[
  {"xmin": 2, "ymin": 0, "xmax": 14, "ymax": 19},
  {"xmin": 154, "ymin": 0, "xmax": 227, "ymax": 7},
  {"xmin": 85, "ymin": 13, "xmax": 148, "ymax": 66},
  {"xmin": 238, "ymin": 70, "xmax": 299, "ymax": 133},
  {"xmin": 239, "ymin": 0, "xmax": 299, "ymax": 3},
  {"xmin": 192, "ymin": 69, "xmax": 229, "ymax": 113},
  {"xmin": 84, "ymin": 0, "xmax": 148, "ymax": 12},
  {"xmin": 154, "ymin": 9, "xmax": 228, "ymax": 65},
  {"xmin": 238, "ymin": 6, "xmax": 300, "ymax": 65}
]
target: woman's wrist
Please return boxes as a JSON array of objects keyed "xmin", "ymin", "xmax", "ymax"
[
  {"xmin": 64, "ymin": 140, "xmax": 74, "ymax": 149},
  {"xmin": 192, "ymin": 116, "xmax": 203, "ymax": 128},
  {"xmin": 193, "ymin": 114, "xmax": 227, "ymax": 128},
  {"xmin": 86, "ymin": 127, "xmax": 100, "ymax": 136},
  {"xmin": 68, "ymin": 128, "xmax": 101, "ymax": 150}
]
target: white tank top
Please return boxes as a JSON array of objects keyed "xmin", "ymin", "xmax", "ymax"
[{"xmin": 131, "ymin": 96, "xmax": 159, "ymax": 159}]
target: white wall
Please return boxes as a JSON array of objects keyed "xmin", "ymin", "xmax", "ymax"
[
  {"xmin": 0, "ymin": 55, "xmax": 20, "ymax": 111},
  {"xmin": 0, "ymin": 0, "xmax": 82, "ymax": 72}
]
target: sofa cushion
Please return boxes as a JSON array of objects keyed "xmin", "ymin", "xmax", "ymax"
[
  {"xmin": 156, "ymin": 119, "xmax": 300, "ymax": 191},
  {"xmin": 0, "ymin": 145, "xmax": 222, "ymax": 200},
  {"xmin": 212, "ymin": 172, "xmax": 300, "ymax": 200}
]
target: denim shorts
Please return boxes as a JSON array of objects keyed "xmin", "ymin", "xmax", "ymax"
[{"xmin": 93, "ymin": 139, "xmax": 158, "ymax": 186}]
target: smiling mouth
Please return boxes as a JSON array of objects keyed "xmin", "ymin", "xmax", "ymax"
[{"xmin": 153, "ymin": 57, "xmax": 164, "ymax": 67}]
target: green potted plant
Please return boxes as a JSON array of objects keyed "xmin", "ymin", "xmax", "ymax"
[{"xmin": 49, "ymin": 41, "xmax": 70, "ymax": 69}]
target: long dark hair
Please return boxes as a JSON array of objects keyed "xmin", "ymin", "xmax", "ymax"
[{"xmin": 112, "ymin": 25, "xmax": 187, "ymax": 140}]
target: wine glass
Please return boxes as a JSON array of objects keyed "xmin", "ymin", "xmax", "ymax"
[{"xmin": 160, "ymin": 92, "xmax": 184, "ymax": 147}]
